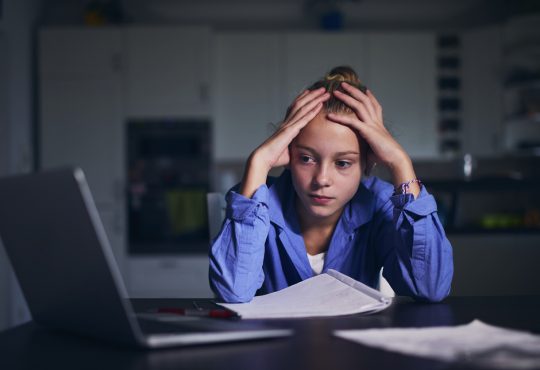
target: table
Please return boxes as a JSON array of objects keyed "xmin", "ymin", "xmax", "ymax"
[{"xmin": 1, "ymin": 296, "xmax": 539, "ymax": 370}]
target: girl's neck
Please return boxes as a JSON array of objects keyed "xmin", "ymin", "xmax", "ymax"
[{"xmin": 295, "ymin": 198, "xmax": 343, "ymax": 255}]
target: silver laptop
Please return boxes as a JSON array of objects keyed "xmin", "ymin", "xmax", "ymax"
[{"xmin": 0, "ymin": 168, "xmax": 290, "ymax": 348}]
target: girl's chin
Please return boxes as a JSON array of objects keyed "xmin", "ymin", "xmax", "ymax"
[{"xmin": 304, "ymin": 205, "xmax": 341, "ymax": 220}]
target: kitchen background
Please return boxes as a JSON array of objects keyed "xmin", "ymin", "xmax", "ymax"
[{"xmin": 0, "ymin": 0, "xmax": 539, "ymax": 331}]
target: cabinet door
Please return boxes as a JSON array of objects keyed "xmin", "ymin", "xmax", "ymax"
[
  {"xmin": 365, "ymin": 33, "xmax": 438, "ymax": 159},
  {"xmin": 40, "ymin": 79, "xmax": 124, "ymax": 205},
  {"xmin": 39, "ymin": 28, "xmax": 126, "ymax": 274},
  {"xmin": 213, "ymin": 33, "xmax": 281, "ymax": 161},
  {"xmin": 39, "ymin": 28, "xmax": 123, "ymax": 81},
  {"xmin": 462, "ymin": 26, "xmax": 503, "ymax": 156},
  {"xmin": 283, "ymin": 33, "xmax": 368, "ymax": 108},
  {"xmin": 125, "ymin": 26, "xmax": 211, "ymax": 118}
]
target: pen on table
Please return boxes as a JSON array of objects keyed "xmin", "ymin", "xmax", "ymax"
[{"xmin": 154, "ymin": 307, "xmax": 239, "ymax": 319}]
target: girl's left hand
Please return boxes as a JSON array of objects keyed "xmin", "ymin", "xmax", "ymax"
[{"xmin": 328, "ymin": 82, "xmax": 419, "ymax": 195}]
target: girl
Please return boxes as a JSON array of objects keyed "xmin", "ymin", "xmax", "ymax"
[{"xmin": 209, "ymin": 66, "xmax": 453, "ymax": 303}]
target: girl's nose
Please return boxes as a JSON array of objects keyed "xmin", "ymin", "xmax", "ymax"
[{"xmin": 312, "ymin": 164, "xmax": 332, "ymax": 188}]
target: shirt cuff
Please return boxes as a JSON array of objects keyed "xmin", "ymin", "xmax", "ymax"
[
  {"xmin": 226, "ymin": 184, "xmax": 269, "ymax": 222},
  {"xmin": 390, "ymin": 185, "xmax": 438, "ymax": 216}
]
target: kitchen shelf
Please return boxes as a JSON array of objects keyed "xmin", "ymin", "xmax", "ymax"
[{"xmin": 426, "ymin": 177, "xmax": 540, "ymax": 235}]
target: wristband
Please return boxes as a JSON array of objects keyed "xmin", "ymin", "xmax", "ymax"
[{"xmin": 394, "ymin": 179, "xmax": 422, "ymax": 195}]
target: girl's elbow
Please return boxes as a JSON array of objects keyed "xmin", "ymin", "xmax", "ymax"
[{"xmin": 210, "ymin": 279, "xmax": 255, "ymax": 303}]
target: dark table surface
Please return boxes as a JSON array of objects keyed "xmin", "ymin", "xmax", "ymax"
[{"xmin": 1, "ymin": 296, "xmax": 540, "ymax": 370}]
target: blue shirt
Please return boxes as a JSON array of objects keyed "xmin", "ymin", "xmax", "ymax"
[{"xmin": 209, "ymin": 170, "xmax": 453, "ymax": 303}]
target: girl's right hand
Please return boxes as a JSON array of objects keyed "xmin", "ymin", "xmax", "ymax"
[{"xmin": 239, "ymin": 87, "xmax": 330, "ymax": 198}]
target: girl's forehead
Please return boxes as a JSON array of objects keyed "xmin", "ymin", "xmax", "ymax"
[{"xmin": 294, "ymin": 112, "xmax": 360, "ymax": 153}]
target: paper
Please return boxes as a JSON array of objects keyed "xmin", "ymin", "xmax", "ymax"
[
  {"xmin": 334, "ymin": 320, "xmax": 540, "ymax": 369},
  {"xmin": 218, "ymin": 269, "xmax": 391, "ymax": 319}
]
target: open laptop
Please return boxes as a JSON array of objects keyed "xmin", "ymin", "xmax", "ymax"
[{"xmin": 0, "ymin": 168, "xmax": 290, "ymax": 348}]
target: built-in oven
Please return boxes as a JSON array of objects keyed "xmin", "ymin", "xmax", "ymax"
[{"xmin": 127, "ymin": 120, "xmax": 211, "ymax": 254}]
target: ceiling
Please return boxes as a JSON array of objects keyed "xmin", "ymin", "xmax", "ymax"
[{"xmin": 41, "ymin": 0, "xmax": 540, "ymax": 31}]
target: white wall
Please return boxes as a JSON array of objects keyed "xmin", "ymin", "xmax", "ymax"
[{"xmin": 0, "ymin": 0, "xmax": 42, "ymax": 331}]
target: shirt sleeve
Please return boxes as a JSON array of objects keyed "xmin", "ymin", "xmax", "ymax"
[
  {"xmin": 208, "ymin": 185, "xmax": 270, "ymax": 303},
  {"xmin": 374, "ymin": 184, "xmax": 454, "ymax": 302}
]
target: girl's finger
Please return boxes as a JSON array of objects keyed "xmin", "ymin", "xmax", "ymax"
[
  {"xmin": 285, "ymin": 92, "xmax": 329, "ymax": 127},
  {"xmin": 326, "ymin": 112, "xmax": 366, "ymax": 134},
  {"xmin": 332, "ymin": 91, "xmax": 374, "ymax": 125},
  {"xmin": 288, "ymin": 101, "xmax": 324, "ymax": 129},
  {"xmin": 340, "ymin": 82, "xmax": 378, "ymax": 121},
  {"xmin": 272, "ymin": 102, "xmax": 323, "ymax": 148},
  {"xmin": 366, "ymin": 89, "xmax": 383, "ymax": 124},
  {"xmin": 287, "ymin": 87, "xmax": 327, "ymax": 120}
]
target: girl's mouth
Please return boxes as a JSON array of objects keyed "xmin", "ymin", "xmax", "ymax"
[{"xmin": 309, "ymin": 194, "xmax": 334, "ymax": 205}]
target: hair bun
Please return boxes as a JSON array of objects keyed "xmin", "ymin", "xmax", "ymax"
[{"xmin": 324, "ymin": 66, "xmax": 361, "ymax": 86}]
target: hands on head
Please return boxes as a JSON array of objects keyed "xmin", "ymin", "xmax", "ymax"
[{"xmin": 240, "ymin": 68, "xmax": 419, "ymax": 199}]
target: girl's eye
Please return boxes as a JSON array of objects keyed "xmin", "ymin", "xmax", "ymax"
[
  {"xmin": 336, "ymin": 160, "xmax": 351, "ymax": 168},
  {"xmin": 300, "ymin": 155, "xmax": 314, "ymax": 164}
]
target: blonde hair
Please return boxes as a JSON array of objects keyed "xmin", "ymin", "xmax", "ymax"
[{"xmin": 308, "ymin": 66, "xmax": 367, "ymax": 114}]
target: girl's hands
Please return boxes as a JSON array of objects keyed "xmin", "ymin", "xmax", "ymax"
[
  {"xmin": 328, "ymin": 82, "xmax": 420, "ymax": 196},
  {"xmin": 240, "ymin": 88, "xmax": 330, "ymax": 198}
]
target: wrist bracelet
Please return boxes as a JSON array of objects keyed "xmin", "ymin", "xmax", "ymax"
[{"xmin": 394, "ymin": 179, "xmax": 422, "ymax": 195}]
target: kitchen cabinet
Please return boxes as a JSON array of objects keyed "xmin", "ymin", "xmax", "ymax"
[
  {"xmin": 365, "ymin": 32, "xmax": 438, "ymax": 159},
  {"xmin": 461, "ymin": 26, "xmax": 504, "ymax": 157},
  {"xmin": 128, "ymin": 256, "xmax": 213, "ymax": 298},
  {"xmin": 39, "ymin": 27, "xmax": 124, "ymax": 81},
  {"xmin": 427, "ymin": 177, "xmax": 540, "ymax": 234},
  {"xmin": 283, "ymin": 33, "xmax": 367, "ymax": 107},
  {"xmin": 213, "ymin": 31, "xmax": 437, "ymax": 162},
  {"xmin": 39, "ymin": 29, "xmax": 126, "ymax": 272},
  {"xmin": 501, "ymin": 15, "xmax": 540, "ymax": 155},
  {"xmin": 213, "ymin": 32, "xmax": 282, "ymax": 161},
  {"xmin": 125, "ymin": 26, "xmax": 212, "ymax": 118},
  {"xmin": 39, "ymin": 27, "xmax": 213, "ymax": 297}
]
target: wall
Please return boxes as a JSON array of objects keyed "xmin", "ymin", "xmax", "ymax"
[
  {"xmin": 0, "ymin": 0, "xmax": 41, "ymax": 331},
  {"xmin": 0, "ymin": 29, "xmax": 10, "ymax": 333}
]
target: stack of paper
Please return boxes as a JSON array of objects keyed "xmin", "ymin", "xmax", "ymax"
[
  {"xmin": 219, "ymin": 269, "xmax": 392, "ymax": 319},
  {"xmin": 334, "ymin": 320, "xmax": 540, "ymax": 369}
]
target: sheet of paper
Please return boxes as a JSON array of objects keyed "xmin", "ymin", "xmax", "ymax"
[
  {"xmin": 334, "ymin": 320, "xmax": 540, "ymax": 369},
  {"xmin": 219, "ymin": 270, "xmax": 391, "ymax": 319}
]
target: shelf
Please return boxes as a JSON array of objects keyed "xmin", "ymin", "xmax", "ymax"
[
  {"xmin": 425, "ymin": 177, "xmax": 540, "ymax": 192},
  {"xmin": 447, "ymin": 227, "xmax": 540, "ymax": 235}
]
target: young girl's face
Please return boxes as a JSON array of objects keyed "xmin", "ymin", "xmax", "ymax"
[{"xmin": 290, "ymin": 111, "xmax": 363, "ymax": 224}]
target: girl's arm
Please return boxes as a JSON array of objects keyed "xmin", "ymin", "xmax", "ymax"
[
  {"xmin": 372, "ymin": 182, "xmax": 454, "ymax": 302},
  {"xmin": 329, "ymin": 83, "xmax": 453, "ymax": 301},
  {"xmin": 328, "ymin": 82, "xmax": 421, "ymax": 198},
  {"xmin": 209, "ymin": 88, "xmax": 330, "ymax": 302},
  {"xmin": 240, "ymin": 88, "xmax": 329, "ymax": 198}
]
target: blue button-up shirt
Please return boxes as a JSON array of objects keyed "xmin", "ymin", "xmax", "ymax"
[{"xmin": 209, "ymin": 170, "xmax": 453, "ymax": 303}]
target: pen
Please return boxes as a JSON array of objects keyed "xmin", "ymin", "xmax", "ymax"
[{"xmin": 156, "ymin": 307, "xmax": 239, "ymax": 319}]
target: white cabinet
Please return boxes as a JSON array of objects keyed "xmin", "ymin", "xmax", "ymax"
[
  {"xmin": 213, "ymin": 33, "xmax": 282, "ymax": 161},
  {"xmin": 213, "ymin": 31, "xmax": 437, "ymax": 162},
  {"xmin": 125, "ymin": 26, "xmax": 212, "ymax": 118},
  {"xmin": 283, "ymin": 33, "xmax": 368, "ymax": 107},
  {"xmin": 128, "ymin": 257, "xmax": 213, "ymax": 298},
  {"xmin": 365, "ymin": 33, "xmax": 438, "ymax": 159},
  {"xmin": 39, "ymin": 28, "xmax": 124, "ymax": 81},
  {"xmin": 39, "ymin": 26, "xmax": 214, "ymax": 297},
  {"xmin": 461, "ymin": 26, "xmax": 503, "ymax": 156},
  {"xmin": 39, "ymin": 28, "xmax": 126, "ymax": 271}
]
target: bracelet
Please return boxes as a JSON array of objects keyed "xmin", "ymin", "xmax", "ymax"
[{"xmin": 394, "ymin": 179, "xmax": 422, "ymax": 195}]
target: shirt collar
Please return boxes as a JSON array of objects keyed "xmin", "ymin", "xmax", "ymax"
[{"xmin": 268, "ymin": 170, "xmax": 375, "ymax": 234}]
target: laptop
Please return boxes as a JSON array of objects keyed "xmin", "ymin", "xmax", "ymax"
[{"xmin": 0, "ymin": 168, "xmax": 290, "ymax": 348}]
